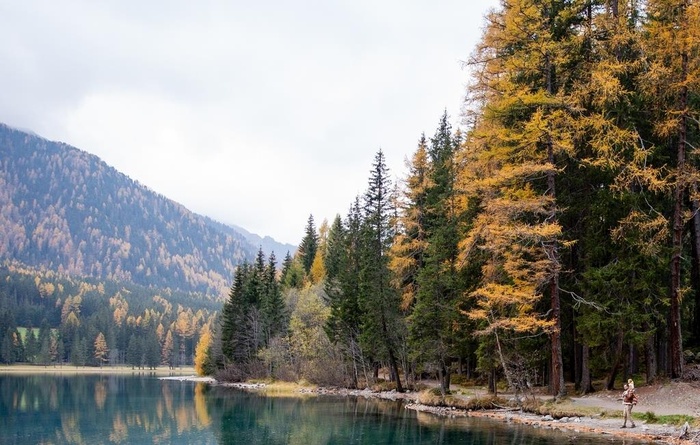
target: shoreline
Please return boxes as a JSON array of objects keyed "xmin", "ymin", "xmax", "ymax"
[
  {"xmin": 190, "ymin": 379, "xmax": 697, "ymax": 445},
  {"xmin": 4, "ymin": 367, "xmax": 695, "ymax": 444},
  {"xmin": 0, "ymin": 364, "xmax": 196, "ymax": 376}
]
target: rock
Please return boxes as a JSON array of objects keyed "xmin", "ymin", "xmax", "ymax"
[{"xmin": 542, "ymin": 415, "xmax": 554, "ymax": 421}]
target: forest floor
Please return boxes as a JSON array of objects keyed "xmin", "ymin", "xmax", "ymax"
[{"xmin": 439, "ymin": 379, "xmax": 700, "ymax": 444}]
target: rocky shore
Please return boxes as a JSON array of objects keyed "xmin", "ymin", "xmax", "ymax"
[{"xmin": 166, "ymin": 376, "xmax": 699, "ymax": 444}]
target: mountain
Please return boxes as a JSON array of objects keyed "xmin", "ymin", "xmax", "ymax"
[
  {"xmin": 227, "ymin": 223, "xmax": 296, "ymax": 260},
  {"xmin": 0, "ymin": 123, "xmax": 278, "ymax": 298}
]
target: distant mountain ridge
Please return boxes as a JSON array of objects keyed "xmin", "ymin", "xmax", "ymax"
[
  {"xmin": 227, "ymin": 223, "xmax": 296, "ymax": 260},
  {"xmin": 0, "ymin": 123, "xmax": 288, "ymax": 298}
]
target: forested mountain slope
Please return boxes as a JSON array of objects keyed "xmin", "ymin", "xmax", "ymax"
[{"xmin": 0, "ymin": 123, "xmax": 258, "ymax": 297}]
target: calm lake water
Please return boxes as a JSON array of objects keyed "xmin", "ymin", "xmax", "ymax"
[{"xmin": 0, "ymin": 373, "xmax": 650, "ymax": 445}]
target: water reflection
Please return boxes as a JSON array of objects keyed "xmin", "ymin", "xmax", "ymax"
[
  {"xmin": 205, "ymin": 387, "xmax": 648, "ymax": 445},
  {"xmin": 0, "ymin": 374, "xmax": 216, "ymax": 444},
  {"xmin": 0, "ymin": 374, "xmax": 650, "ymax": 445}
]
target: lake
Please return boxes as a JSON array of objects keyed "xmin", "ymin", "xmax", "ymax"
[{"xmin": 0, "ymin": 373, "xmax": 650, "ymax": 444}]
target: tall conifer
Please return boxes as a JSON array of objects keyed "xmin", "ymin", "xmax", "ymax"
[
  {"xmin": 359, "ymin": 150, "xmax": 404, "ymax": 392},
  {"xmin": 298, "ymin": 215, "xmax": 319, "ymax": 275},
  {"xmin": 462, "ymin": 0, "xmax": 583, "ymax": 397}
]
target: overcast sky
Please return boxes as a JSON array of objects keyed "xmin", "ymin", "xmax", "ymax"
[{"xmin": 1, "ymin": 1, "xmax": 499, "ymax": 245}]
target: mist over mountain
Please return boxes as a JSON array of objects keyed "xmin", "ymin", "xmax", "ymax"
[
  {"xmin": 0, "ymin": 123, "xmax": 289, "ymax": 298},
  {"xmin": 227, "ymin": 223, "xmax": 297, "ymax": 261}
]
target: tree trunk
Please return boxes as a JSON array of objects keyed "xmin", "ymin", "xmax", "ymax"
[
  {"xmin": 382, "ymin": 315, "xmax": 403, "ymax": 393},
  {"xmin": 669, "ymin": 50, "xmax": 688, "ymax": 379},
  {"xmin": 690, "ymin": 187, "xmax": 700, "ymax": 343},
  {"xmin": 547, "ymin": 139, "xmax": 565, "ymax": 398},
  {"xmin": 580, "ymin": 344, "xmax": 595, "ymax": 394},
  {"xmin": 544, "ymin": 46, "xmax": 565, "ymax": 397},
  {"xmin": 573, "ymin": 317, "xmax": 581, "ymax": 391},
  {"xmin": 488, "ymin": 367, "xmax": 497, "ymax": 395},
  {"xmin": 645, "ymin": 327, "xmax": 657, "ymax": 383},
  {"xmin": 440, "ymin": 363, "xmax": 451, "ymax": 395},
  {"xmin": 606, "ymin": 330, "xmax": 625, "ymax": 390}
]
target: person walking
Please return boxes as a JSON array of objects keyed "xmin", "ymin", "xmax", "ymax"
[{"xmin": 621, "ymin": 379, "xmax": 638, "ymax": 428}]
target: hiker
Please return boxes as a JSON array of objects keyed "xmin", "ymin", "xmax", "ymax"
[{"xmin": 621, "ymin": 380, "xmax": 638, "ymax": 428}]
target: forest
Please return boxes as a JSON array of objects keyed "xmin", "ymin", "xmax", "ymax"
[
  {"xmin": 2, "ymin": 0, "xmax": 699, "ymax": 397},
  {"xmin": 0, "ymin": 262, "xmax": 219, "ymax": 369},
  {"xmin": 203, "ymin": 0, "xmax": 700, "ymax": 396}
]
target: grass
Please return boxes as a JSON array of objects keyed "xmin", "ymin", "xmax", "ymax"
[
  {"xmin": 636, "ymin": 411, "xmax": 698, "ymax": 427},
  {"xmin": 417, "ymin": 388, "xmax": 507, "ymax": 410},
  {"xmin": 514, "ymin": 398, "xmax": 699, "ymax": 427}
]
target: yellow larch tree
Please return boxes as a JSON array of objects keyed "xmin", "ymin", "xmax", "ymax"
[
  {"xmin": 94, "ymin": 332, "xmax": 108, "ymax": 367},
  {"xmin": 194, "ymin": 323, "xmax": 212, "ymax": 376}
]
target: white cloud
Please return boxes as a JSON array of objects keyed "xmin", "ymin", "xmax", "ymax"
[{"xmin": 0, "ymin": 0, "xmax": 499, "ymax": 245}]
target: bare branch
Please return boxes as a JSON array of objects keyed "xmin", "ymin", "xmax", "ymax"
[{"xmin": 559, "ymin": 287, "xmax": 607, "ymax": 312}]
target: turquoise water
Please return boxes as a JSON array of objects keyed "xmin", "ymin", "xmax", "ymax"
[{"xmin": 0, "ymin": 374, "xmax": 648, "ymax": 444}]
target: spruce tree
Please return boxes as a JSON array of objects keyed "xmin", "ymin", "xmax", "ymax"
[
  {"xmin": 324, "ymin": 200, "xmax": 364, "ymax": 387},
  {"xmin": 298, "ymin": 215, "xmax": 319, "ymax": 275},
  {"xmin": 358, "ymin": 150, "xmax": 404, "ymax": 392},
  {"xmin": 408, "ymin": 112, "xmax": 462, "ymax": 395},
  {"xmin": 262, "ymin": 252, "xmax": 286, "ymax": 341}
]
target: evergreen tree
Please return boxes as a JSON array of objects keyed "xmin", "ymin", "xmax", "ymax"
[
  {"xmin": 298, "ymin": 215, "xmax": 319, "ymax": 275},
  {"xmin": 564, "ymin": 0, "xmax": 664, "ymax": 390},
  {"xmin": 25, "ymin": 327, "xmax": 39, "ymax": 363},
  {"xmin": 325, "ymin": 199, "xmax": 365, "ymax": 387},
  {"xmin": 281, "ymin": 254, "xmax": 305, "ymax": 289},
  {"xmin": 358, "ymin": 150, "xmax": 404, "ymax": 392},
  {"xmin": 220, "ymin": 263, "xmax": 248, "ymax": 363},
  {"xmin": 70, "ymin": 332, "xmax": 87, "ymax": 366},
  {"xmin": 218, "ymin": 252, "xmax": 286, "ymax": 373},
  {"xmin": 37, "ymin": 321, "xmax": 52, "ymax": 365},
  {"xmin": 324, "ymin": 215, "xmax": 346, "ymax": 286},
  {"xmin": 126, "ymin": 334, "xmax": 143, "ymax": 368},
  {"xmin": 1, "ymin": 328, "xmax": 19, "ymax": 364},
  {"xmin": 637, "ymin": 0, "xmax": 700, "ymax": 379},
  {"xmin": 406, "ymin": 113, "xmax": 462, "ymax": 394},
  {"xmin": 144, "ymin": 331, "xmax": 161, "ymax": 369},
  {"xmin": 262, "ymin": 252, "xmax": 286, "ymax": 341}
]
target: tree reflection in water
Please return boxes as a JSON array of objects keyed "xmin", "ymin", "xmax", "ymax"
[{"xmin": 0, "ymin": 375, "xmax": 651, "ymax": 445}]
